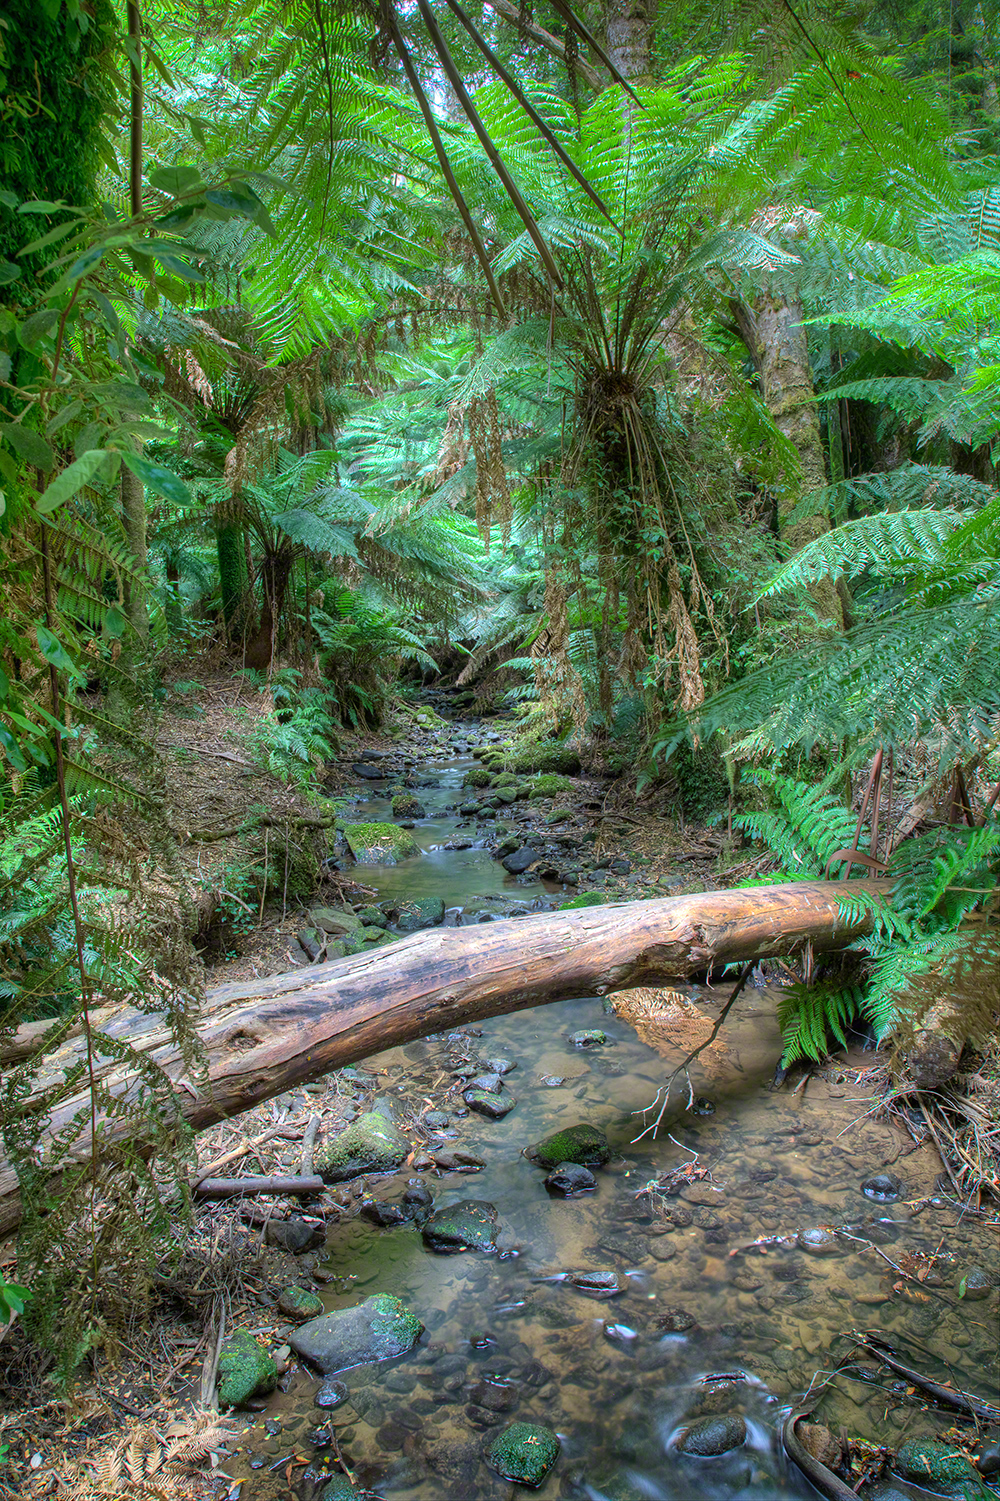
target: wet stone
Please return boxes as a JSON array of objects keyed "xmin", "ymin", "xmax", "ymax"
[
  {"xmin": 571, "ymin": 1029, "xmax": 607, "ymax": 1047},
  {"xmin": 464, "ymin": 1088, "xmax": 517, "ymax": 1119},
  {"xmin": 277, "ymin": 1286, "xmax": 324, "ymax": 1320},
  {"xmin": 502, "ymin": 847, "xmax": 538, "ymax": 874},
  {"xmin": 314, "ymin": 1379, "xmax": 349, "ymax": 1409},
  {"xmin": 544, "ymin": 1161, "xmax": 597, "ymax": 1196},
  {"xmin": 316, "ymin": 1112, "xmax": 409, "ymax": 1183},
  {"xmin": 861, "ymin": 1172, "xmax": 903, "ymax": 1202},
  {"xmin": 468, "ymin": 1072, "xmax": 503, "ymax": 1093},
  {"xmin": 894, "ymin": 1439, "xmax": 980, "ymax": 1492},
  {"xmin": 486, "ymin": 1057, "xmax": 516, "ymax": 1075},
  {"xmin": 360, "ymin": 1198, "xmax": 410, "ymax": 1227},
  {"xmin": 423, "ymin": 1111, "xmax": 449, "ymax": 1128},
  {"xmin": 487, "ymin": 1422, "xmax": 561, "ymax": 1488},
  {"xmin": 959, "ymin": 1266, "xmax": 995, "ymax": 1300},
  {"xmin": 289, "ymin": 1293, "xmax": 423, "ymax": 1374},
  {"xmin": 216, "ymin": 1330, "xmax": 278, "ymax": 1408},
  {"xmin": 528, "ymin": 1122, "xmax": 612, "ymax": 1167},
  {"xmin": 797, "ymin": 1227, "xmax": 844, "ymax": 1256},
  {"xmin": 265, "ymin": 1217, "xmax": 326, "ymax": 1254},
  {"xmin": 422, "ymin": 1200, "xmax": 500, "ymax": 1253},
  {"xmin": 655, "ymin": 1308, "xmax": 698, "ymax": 1332},
  {"xmin": 568, "ymin": 1269, "xmax": 626, "ymax": 1298},
  {"xmin": 677, "ymin": 1415, "xmax": 747, "ymax": 1456}
]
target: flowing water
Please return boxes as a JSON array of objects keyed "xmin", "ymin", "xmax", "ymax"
[{"xmin": 231, "ymin": 719, "xmax": 999, "ymax": 1501}]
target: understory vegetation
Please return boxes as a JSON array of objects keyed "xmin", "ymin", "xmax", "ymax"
[{"xmin": 0, "ymin": 0, "xmax": 997, "ymax": 1414}]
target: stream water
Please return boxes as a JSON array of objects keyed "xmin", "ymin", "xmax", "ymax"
[{"xmin": 232, "ymin": 715, "xmax": 999, "ymax": 1501}]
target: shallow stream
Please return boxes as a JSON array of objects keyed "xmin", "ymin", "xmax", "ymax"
[{"xmin": 234, "ymin": 717, "xmax": 999, "ymax": 1501}]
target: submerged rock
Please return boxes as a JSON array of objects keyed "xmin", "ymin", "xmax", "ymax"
[
  {"xmin": 677, "ymin": 1415, "xmax": 747, "ymax": 1456},
  {"xmin": 316, "ymin": 1112, "xmax": 409, "ymax": 1182},
  {"xmin": 861, "ymin": 1171, "xmax": 903, "ymax": 1202},
  {"xmin": 545, "ymin": 1161, "xmax": 597, "ymax": 1196},
  {"xmin": 568, "ymin": 1269, "xmax": 626, "ymax": 1297},
  {"xmin": 422, "ymin": 1200, "xmax": 500, "ymax": 1253},
  {"xmin": 289, "ymin": 1293, "xmax": 423, "ymax": 1374},
  {"xmin": 320, "ymin": 1476, "xmax": 360, "ymax": 1499},
  {"xmin": 314, "ymin": 1378, "xmax": 349, "ymax": 1409},
  {"xmin": 959, "ymin": 1266, "xmax": 995, "ymax": 1300},
  {"xmin": 528, "ymin": 1122, "xmax": 612, "ymax": 1168},
  {"xmin": 894, "ymin": 1439, "xmax": 981, "ymax": 1492},
  {"xmin": 216, "ymin": 1330, "xmax": 278, "ymax": 1408},
  {"xmin": 464, "ymin": 1088, "xmax": 517, "ymax": 1120},
  {"xmin": 797, "ymin": 1227, "xmax": 843, "ymax": 1257},
  {"xmin": 486, "ymin": 1422, "xmax": 561, "ymax": 1487},
  {"xmin": 571, "ymin": 1029, "xmax": 607, "ymax": 1047}
]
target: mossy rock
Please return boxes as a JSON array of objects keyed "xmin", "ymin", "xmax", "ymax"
[
  {"xmin": 491, "ymin": 771, "xmax": 520, "ymax": 787},
  {"xmin": 316, "ymin": 1112, "xmax": 409, "ymax": 1182},
  {"xmin": 392, "ymin": 793, "xmax": 426, "ymax": 819},
  {"xmin": 463, "ymin": 767, "xmax": 493, "ymax": 789},
  {"xmin": 355, "ymin": 905, "xmax": 388, "ymax": 928},
  {"xmin": 485, "ymin": 743, "xmax": 581, "ymax": 776},
  {"xmin": 422, "ymin": 1200, "xmax": 500, "ymax": 1253},
  {"xmin": 308, "ymin": 906, "xmax": 363, "ymax": 936},
  {"xmin": 216, "ymin": 1329, "xmax": 277, "ymax": 1408},
  {"xmin": 894, "ymin": 1440, "xmax": 981, "ymax": 1493},
  {"xmin": 290, "ymin": 1293, "xmax": 424, "ymax": 1375},
  {"xmin": 343, "ymin": 822, "xmax": 420, "ymax": 865},
  {"xmin": 320, "ymin": 1479, "xmax": 359, "ymax": 1501},
  {"xmin": 559, "ymin": 891, "xmax": 606, "ymax": 909},
  {"xmin": 528, "ymin": 1122, "xmax": 611, "ymax": 1168},
  {"xmin": 527, "ymin": 773, "xmax": 578, "ymax": 799},
  {"xmin": 487, "ymin": 1422, "xmax": 560, "ymax": 1487},
  {"xmin": 277, "ymin": 1286, "xmax": 324, "ymax": 1321},
  {"xmin": 396, "ymin": 897, "xmax": 445, "ymax": 933}
]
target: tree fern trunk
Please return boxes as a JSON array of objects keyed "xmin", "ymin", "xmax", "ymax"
[
  {"xmin": 603, "ymin": 0, "xmax": 657, "ymax": 83},
  {"xmin": 754, "ymin": 292, "xmax": 844, "ymax": 628},
  {"xmin": 217, "ymin": 522, "xmax": 247, "ymax": 639}
]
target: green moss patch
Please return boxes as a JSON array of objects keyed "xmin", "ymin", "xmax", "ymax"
[
  {"xmin": 487, "ymin": 1422, "xmax": 560, "ymax": 1487},
  {"xmin": 527, "ymin": 773, "xmax": 578, "ymax": 798},
  {"xmin": 463, "ymin": 767, "xmax": 493, "ymax": 788},
  {"xmin": 216, "ymin": 1329, "xmax": 277, "ymax": 1408},
  {"xmin": 343, "ymin": 822, "xmax": 420, "ymax": 864},
  {"xmin": 528, "ymin": 1122, "xmax": 611, "ymax": 1168},
  {"xmin": 484, "ymin": 743, "xmax": 581, "ymax": 776},
  {"xmin": 316, "ymin": 1112, "xmax": 409, "ymax": 1182},
  {"xmin": 559, "ymin": 891, "xmax": 606, "ymax": 909}
]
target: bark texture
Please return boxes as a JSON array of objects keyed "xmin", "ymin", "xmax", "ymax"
[
  {"xmin": 0, "ymin": 880, "xmax": 885, "ymax": 1237},
  {"xmin": 604, "ymin": 0, "xmax": 657, "ymax": 83},
  {"xmin": 485, "ymin": 0, "xmax": 601, "ymax": 91},
  {"xmin": 754, "ymin": 293, "xmax": 844, "ymax": 627}
]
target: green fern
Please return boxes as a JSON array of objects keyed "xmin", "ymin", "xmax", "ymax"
[{"xmin": 777, "ymin": 981, "xmax": 867, "ymax": 1066}]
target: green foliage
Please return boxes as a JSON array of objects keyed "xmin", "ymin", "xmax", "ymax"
[
  {"xmin": 731, "ymin": 768, "xmax": 864, "ymax": 879},
  {"xmin": 776, "ymin": 981, "xmax": 867, "ymax": 1067},
  {"xmin": 0, "ymin": 1270, "xmax": 30, "ymax": 1324}
]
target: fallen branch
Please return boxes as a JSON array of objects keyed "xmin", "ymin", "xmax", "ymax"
[
  {"xmin": 192, "ymin": 1175, "xmax": 324, "ymax": 1201},
  {"xmin": 300, "ymin": 1114, "xmax": 320, "ymax": 1178},
  {"xmin": 0, "ymin": 879, "xmax": 888, "ymax": 1236},
  {"xmin": 851, "ymin": 1332, "xmax": 1000, "ymax": 1422}
]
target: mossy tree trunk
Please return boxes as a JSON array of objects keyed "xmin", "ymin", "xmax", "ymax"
[{"xmin": 604, "ymin": 0, "xmax": 658, "ymax": 83}]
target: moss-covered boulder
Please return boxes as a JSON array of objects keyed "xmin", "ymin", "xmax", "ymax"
[
  {"xmin": 491, "ymin": 771, "xmax": 520, "ymax": 787},
  {"xmin": 316, "ymin": 1112, "xmax": 409, "ymax": 1182},
  {"xmin": 485, "ymin": 743, "xmax": 581, "ymax": 776},
  {"xmin": 463, "ymin": 767, "xmax": 493, "ymax": 788},
  {"xmin": 277, "ymin": 1286, "xmax": 324, "ymax": 1321},
  {"xmin": 894, "ymin": 1440, "xmax": 981, "ymax": 1493},
  {"xmin": 422, "ymin": 1200, "xmax": 500, "ymax": 1253},
  {"xmin": 392, "ymin": 792, "xmax": 426, "ymax": 819},
  {"xmin": 487, "ymin": 1423, "xmax": 561, "ymax": 1487},
  {"xmin": 343, "ymin": 822, "xmax": 420, "ymax": 864},
  {"xmin": 308, "ymin": 906, "xmax": 363, "ymax": 936},
  {"xmin": 216, "ymin": 1329, "xmax": 278, "ymax": 1408},
  {"xmin": 527, "ymin": 773, "xmax": 578, "ymax": 799},
  {"xmin": 396, "ymin": 897, "xmax": 446, "ymax": 933},
  {"xmin": 320, "ymin": 1479, "xmax": 359, "ymax": 1501},
  {"xmin": 356, "ymin": 905, "xmax": 388, "ymax": 928},
  {"xmin": 559, "ymin": 891, "xmax": 606, "ymax": 909},
  {"xmin": 528, "ymin": 1122, "xmax": 611, "ymax": 1168},
  {"xmin": 289, "ymin": 1293, "xmax": 423, "ymax": 1374}
]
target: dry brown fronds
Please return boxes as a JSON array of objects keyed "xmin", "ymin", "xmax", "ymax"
[{"xmin": 58, "ymin": 1413, "xmax": 236, "ymax": 1501}]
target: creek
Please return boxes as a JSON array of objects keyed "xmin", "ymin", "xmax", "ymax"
[{"xmin": 232, "ymin": 710, "xmax": 999, "ymax": 1501}]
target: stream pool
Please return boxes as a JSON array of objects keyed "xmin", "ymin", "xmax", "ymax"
[{"xmin": 231, "ymin": 718, "xmax": 999, "ymax": 1501}]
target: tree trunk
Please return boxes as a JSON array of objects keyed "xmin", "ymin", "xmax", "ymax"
[
  {"xmin": 750, "ymin": 293, "xmax": 844, "ymax": 628},
  {"xmin": 485, "ymin": 0, "xmax": 602, "ymax": 91},
  {"xmin": 0, "ymin": 879, "xmax": 885, "ymax": 1237},
  {"xmin": 243, "ymin": 549, "xmax": 292, "ymax": 671},
  {"xmin": 604, "ymin": 0, "xmax": 658, "ymax": 83}
]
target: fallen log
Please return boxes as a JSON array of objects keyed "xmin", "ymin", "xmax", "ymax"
[
  {"xmin": 0, "ymin": 879, "xmax": 886, "ymax": 1237},
  {"xmin": 193, "ymin": 1175, "xmax": 324, "ymax": 1201}
]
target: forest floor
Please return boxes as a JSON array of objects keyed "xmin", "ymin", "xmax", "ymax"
[{"xmin": 2, "ymin": 674, "xmax": 997, "ymax": 1501}]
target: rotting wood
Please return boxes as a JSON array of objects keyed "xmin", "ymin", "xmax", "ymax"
[
  {"xmin": 193, "ymin": 1175, "xmax": 324, "ymax": 1200},
  {"xmin": 0, "ymin": 879, "xmax": 888, "ymax": 1237}
]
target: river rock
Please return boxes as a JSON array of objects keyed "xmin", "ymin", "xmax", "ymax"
[
  {"xmin": 422, "ymin": 1200, "xmax": 500, "ymax": 1253},
  {"xmin": 392, "ymin": 793, "xmax": 426, "ymax": 818},
  {"xmin": 277, "ymin": 1286, "xmax": 324, "ymax": 1320},
  {"xmin": 797, "ymin": 1227, "xmax": 843, "ymax": 1256},
  {"xmin": 486, "ymin": 1056, "xmax": 516, "ymax": 1075},
  {"xmin": 464, "ymin": 1088, "xmax": 517, "ymax": 1119},
  {"xmin": 861, "ymin": 1172, "xmax": 903, "ymax": 1202},
  {"xmin": 320, "ymin": 1478, "xmax": 360, "ymax": 1500},
  {"xmin": 289, "ymin": 1294, "xmax": 423, "ymax": 1374},
  {"xmin": 568, "ymin": 1269, "xmax": 626, "ymax": 1297},
  {"xmin": 677, "ymin": 1415, "xmax": 747, "ymax": 1455},
  {"xmin": 216, "ymin": 1330, "xmax": 278, "ymax": 1408},
  {"xmin": 314, "ymin": 1379, "xmax": 349, "ymax": 1409},
  {"xmin": 343, "ymin": 821, "xmax": 419, "ymax": 863},
  {"xmin": 487, "ymin": 1422, "xmax": 560, "ymax": 1487},
  {"xmin": 545, "ymin": 1162, "xmax": 597, "ymax": 1196},
  {"xmin": 309, "ymin": 906, "xmax": 363, "ymax": 936},
  {"xmin": 894, "ymin": 1439, "xmax": 981, "ymax": 1492},
  {"xmin": 360, "ymin": 1198, "xmax": 410, "ymax": 1227},
  {"xmin": 265, "ymin": 1216, "xmax": 326, "ymax": 1253},
  {"xmin": 571, "ymin": 1029, "xmax": 607, "ymax": 1047},
  {"xmin": 352, "ymin": 763, "xmax": 385, "ymax": 779},
  {"xmin": 959, "ymin": 1266, "xmax": 995, "ymax": 1300},
  {"xmin": 424, "ymin": 1110, "xmax": 449, "ymax": 1128},
  {"xmin": 468, "ymin": 1072, "xmax": 503, "ymax": 1093},
  {"xmin": 528, "ymin": 1122, "xmax": 612, "ymax": 1167},
  {"xmin": 396, "ymin": 897, "xmax": 446, "ymax": 932},
  {"xmin": 502, "ymin": 846, "xmax": 539, "ymax": 874},
  {"xmin": 316, "ymin": 1112, "xmax": 409, "ymax": 1182},
  {"xmin": 655, "ymin": 1308, "xmax": 697, "ymax": 1332},
  {"xmin": 355, "ymin": 904, "xmax": 388, "ymax": 928}
]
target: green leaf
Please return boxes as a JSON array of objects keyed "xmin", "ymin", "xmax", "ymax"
[
  {"xmin": 104, "ymin": 605, "xmax": 126, "ymax": 639},
  {"xmin": 64, "ymin": 245, "xmax": 104, "ymax": 281},
  {"xmin": 119, "ymin": 450, "xmax": 191, "ymax": 503},
  {"xmin": 17, "ymin": 308, "xmax": 60, "ymax": 349},
  {"xmin": 0, "ymin": 664, "xmax": 8, "ymax": 699},
  {"xmin": 0, "ymin": 190, "xmax": 19, "ymax": 209},
  {"xmin": 16, "ymin": 200, "xmax": 69, "ymax": 214},
  {"xmin": 35, "ymin": 450, "xmax": 109, "ymax": 515},
  {"xmin": 149, "ymin": 164, "xmax": 202, "ymax": 196},
  {"xmin": 0, "ymin": 723, "xmax": 28, "ymax": 773},
  {"xmin": 0, "ymin": 423, "xmax": 55, "ymax": 471},
  {"xmin": 36, "ymin": 624, "xmax": 82, "ymax": 679},
  {"xmin": 152, "ymin": 251, "xmax": 205, "ymax": 283},
  {"xmin": 0, "ymin": 261, "xmax": 21, "ymax": 285}
]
